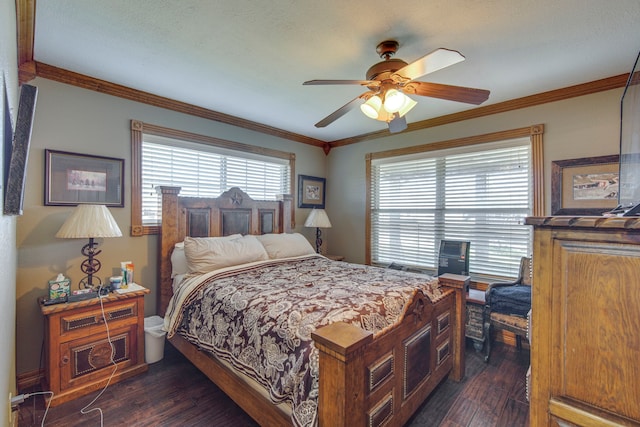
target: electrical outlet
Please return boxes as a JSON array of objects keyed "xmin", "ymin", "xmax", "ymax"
[{"xmin": 8, "ymin": 393, "xmax": 18, "ymax": 427}]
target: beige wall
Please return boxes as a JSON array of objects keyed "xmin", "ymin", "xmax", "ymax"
[
  {"xmin": 15, "ymin": 75, "xmax": 623, "ymax": 377},
  {"xmin": 16, "ymin": 78, "xmax": 328, "ymax": 374},
  {"xmin": 1, "ymin": 0, "xmax": 19, "ymax": 425},
  {"xmin": 324, "ymin": 89, "xmax": 622, "ymax": 264}
]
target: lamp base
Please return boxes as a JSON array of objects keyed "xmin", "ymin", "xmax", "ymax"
[
  {"xmin": 315, "ymin": 227, "xmax": 323, "ymax": 254},
  {"xmin": 79, "ymin": 237, "xmax": 103, "ymax": 289}
]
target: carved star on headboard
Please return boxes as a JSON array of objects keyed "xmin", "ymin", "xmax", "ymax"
[{"xmin": 230, "ymin": 191, "xmax": 243, "ymax": 205}]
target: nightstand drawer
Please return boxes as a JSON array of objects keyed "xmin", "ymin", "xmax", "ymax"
[
  {"xmin": 60, "ymin": 325, "xmax": 138, "ymax": 391},
  {"xmin": 60, "ymin": 301, "xmax": 138, "ymax": 336}
]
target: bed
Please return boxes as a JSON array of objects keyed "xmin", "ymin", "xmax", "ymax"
[{"xmin": 157, "ymin": 186, "xmax": 468, "ymax": 427}]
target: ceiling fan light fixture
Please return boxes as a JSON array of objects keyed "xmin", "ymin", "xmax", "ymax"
[
  {"xmin": 360, "ymin": 95, "xmax": 382, "ymax": 119},
  {"xmin": 383, "ymin": 89, "xmax": 405, "ymax": 113},
  {"xmin": 305, "ymin": 42, "xmax": 489, "ymax": 130},
  {"xmin": 376, "ymin": 109, "xmax": 392, "ymax": 122},
  {"xmin": 398, "ymin": 96, "xmax": 417, "ymax": 117}
]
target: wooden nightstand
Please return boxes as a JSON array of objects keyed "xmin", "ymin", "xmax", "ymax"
[
  {"xmin": 325, "ymin": 254, "xmax": 344, "ymax": 261},
  {"xmin": 39, "ymin": 285, "xmax": 150, "ymax": 406}
]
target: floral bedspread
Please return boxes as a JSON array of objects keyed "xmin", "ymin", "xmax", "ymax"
[{"xmin": 164, "ymin": 254, "xmax": 445, "ymax": 427}]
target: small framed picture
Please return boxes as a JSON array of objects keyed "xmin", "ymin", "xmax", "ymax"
[
  {"xmin": 45, "ymin": 149, "xmax": 125, "ymax": 207},
  {"xmin": 551, "ymin": 154, "xmax": 619, "ymax": 215},
  {"xmin": 298, "ymin": 174, "xmax": 326, "ymax": 208}
]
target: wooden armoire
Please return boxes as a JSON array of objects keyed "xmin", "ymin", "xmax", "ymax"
[{"xmin": 526, "ymin": 216, "xmax": 640, "ymax": 426}]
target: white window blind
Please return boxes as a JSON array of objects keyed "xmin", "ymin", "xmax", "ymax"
[
  {"xmin": 141, "ymin": 136, "xmax": 290, "ymax": 225},
  {"xmin": 370, "ymin": 139, "xmax": 532, "ymax": 279}
]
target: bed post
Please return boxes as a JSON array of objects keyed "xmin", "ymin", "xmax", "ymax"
[
  {"xmin": 438, "ymin": 273, "xmax": 469, "ymax": 381},
  {"xmin": 311, "ymin": 322, "xmax": 373, "ymax": 427},
  {"xmin": 157, "ymin": 186, "xmax": 182, "ymax": 317},
  {"xmin": 277, "ymin": 193, "xmax": 294, "ymax": 232}
]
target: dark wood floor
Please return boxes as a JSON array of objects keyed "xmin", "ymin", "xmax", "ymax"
[{"xmin": 18, "ymin": 340, "xmax": 529, "ymax": 426}]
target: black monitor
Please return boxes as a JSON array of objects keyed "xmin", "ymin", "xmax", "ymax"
[
  {"xmin": 617, "ymin": 49, "xmax": 640, "ymax": 215},
  {"xmin": 437, "ymin": 240, "xmax": 470, "ymax": 276}
]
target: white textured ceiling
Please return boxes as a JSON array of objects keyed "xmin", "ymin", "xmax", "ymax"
[{"xmin": 33, "ymin": 0, "xmax": 640, "ymax": 142}]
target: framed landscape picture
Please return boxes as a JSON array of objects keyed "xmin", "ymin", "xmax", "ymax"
[
  {"xmin": 551, "ymin": 154, "xmax": 619, "ymax": 215},
  {"xmin": 45, "ymin": 149, "xmax": 124, "ymax": 207},
  {"xmin": 298, "ymin": 174, "xmax": 326, "ymax": 208}
]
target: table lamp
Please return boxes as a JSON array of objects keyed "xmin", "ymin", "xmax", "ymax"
[
  {"xmin": 56, "ymin": 204, "xmax": 122, "ymax": 289},
  {"xmin": 304, "ymin": 208, "xmax": 332, "ymax": 253}
]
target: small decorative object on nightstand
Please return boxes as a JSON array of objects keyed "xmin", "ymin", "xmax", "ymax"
[{"xmin": 39, "ymin": 284, "xmax": 150, "ymax": 406}]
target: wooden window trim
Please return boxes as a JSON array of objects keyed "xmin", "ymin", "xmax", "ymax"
[{"xmin": 130, "ymin": 120, "xmax": 296, "ymax": 236}]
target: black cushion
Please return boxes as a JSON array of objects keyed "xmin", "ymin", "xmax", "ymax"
[{"xmin": 489, "ymin": 285, "xmax": 531, "ymax": 317}]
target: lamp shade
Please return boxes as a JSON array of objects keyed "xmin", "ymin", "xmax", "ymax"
[
  {"xmin": 56, "ymin": 204, "xmax": 123, "ymax": 238},
  {"xmin": 304, "ymin": 209, "xmax": 332, "ymax": 228},
  {"xmin": 398, "ymin": 96, "xmax": 417, "ymax": 117},
  {"xmin": 383, "ymin": 89, "xmax": 405, "ymax": 113},
  {"xmin": 360, "ymin": 95, "xmax": 382, "ymax": 119}
]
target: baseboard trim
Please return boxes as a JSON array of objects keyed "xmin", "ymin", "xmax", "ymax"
[{"xmin": 17, "ymin": 369, "xmax": 44, "ymax": 390}]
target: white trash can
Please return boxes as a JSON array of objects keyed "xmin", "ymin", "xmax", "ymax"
[{"xmin": 144, "ymin": 315, "xmax": 167, "ymax": 364}]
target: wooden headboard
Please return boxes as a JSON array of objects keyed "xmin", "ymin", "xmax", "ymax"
[{"xmin": 157, "ymin": 186, "xmax": 293, "ymax": 316}]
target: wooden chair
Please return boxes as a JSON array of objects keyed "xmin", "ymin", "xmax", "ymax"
[{"xmin": 483, "ymin": 256, "xmax": 532, "ymax": 362}]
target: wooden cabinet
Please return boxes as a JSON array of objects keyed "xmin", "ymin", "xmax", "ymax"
[
  {"xmin": 526, "ymin": 217, "xmax": 640, "ymax": 426},
  {"xmin": 40, "ymin": 286, "xmax": 150, "ymax": 406},
  {"xmin": 465, "ymin": 289, "xmax": 485, "ymax": 352}
]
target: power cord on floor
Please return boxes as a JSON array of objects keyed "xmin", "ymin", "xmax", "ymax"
[
  {"xmin": 12, "ymin": 391, "xmax": 53, "ymax": 427},
  {"xmin": 78, "ymin": 284, "xmax": 118, "ymax": 427}
]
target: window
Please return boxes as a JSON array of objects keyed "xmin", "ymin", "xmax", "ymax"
[
  {"xmin": 367, "ymin": 125, "xmax": 543, "ymax": 280},
  {"xmin": 131, "ymin": 120, "xmax": 294, "ymax": 235}
]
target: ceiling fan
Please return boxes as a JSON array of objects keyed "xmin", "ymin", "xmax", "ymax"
[{"xmin": 303, "ymin": 40, "xmax": 490, "ymax": 133}]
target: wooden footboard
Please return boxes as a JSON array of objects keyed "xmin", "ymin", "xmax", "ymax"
[{"xmin": 312, "ymin": 275, "xmax": 467, "ymax": 427}]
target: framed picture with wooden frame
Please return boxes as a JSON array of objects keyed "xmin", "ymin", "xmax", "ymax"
[
  {"xmin": 297, "ymin": 174, "xmax": 326, "ymax": 208},
  {"xmin": 551, "ymin": 154, "xmax": 619, "ymax": 215},
  {"xmin": 45, "ymin": 149, "xmax": 125, "ymax": 207}
]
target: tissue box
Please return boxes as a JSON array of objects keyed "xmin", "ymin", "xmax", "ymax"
[{"xmin": 48, "ymin": 278, "xmax": 70, "ymax": 300}]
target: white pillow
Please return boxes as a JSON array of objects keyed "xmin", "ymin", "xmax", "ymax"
[
  {"xmin": 184, "ymin": 234, "xmax": 269, "ymax": 274},
  {"xmin": 170, "ymin": 242, "xmax": 188, "ymax": 278},
  {"xmin": 256, "ymin": 233, "xmax": 316, "ymax": 259},
  {"xmin": 171, "ymin": 236, "xmax": 242, "ymax": 277}
]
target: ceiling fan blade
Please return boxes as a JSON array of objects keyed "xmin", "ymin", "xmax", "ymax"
[
  {"xmin": 388, "ymin": 114, "xmax": 407, "ymax": 133},
  {"xmin": 314, "ymin": 94, "xmax": 370, "ymax": 128},
  {"xmin": 304, "ymin": 79, "xmax": 380, "ymax": 87},
  {"xmin": 403, "ymin": 81, "xmax": 490, "ymax": 105},
  {"xmin": 393, "ymin": 48, "xmax": 465, "ymax": 82}
]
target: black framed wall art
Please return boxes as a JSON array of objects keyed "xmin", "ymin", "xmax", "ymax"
[
  {"xmin": 298, "ymin": 174, "xmax": 326, "ymax": 208},
  {"xmin": 45, "ymin": 149, "xmax": 124, "ymax": 207}
]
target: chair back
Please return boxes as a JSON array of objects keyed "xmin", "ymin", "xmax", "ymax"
[{"xmin": 519, "ymin": 257, "xmax": 532, "ymax": 287}]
